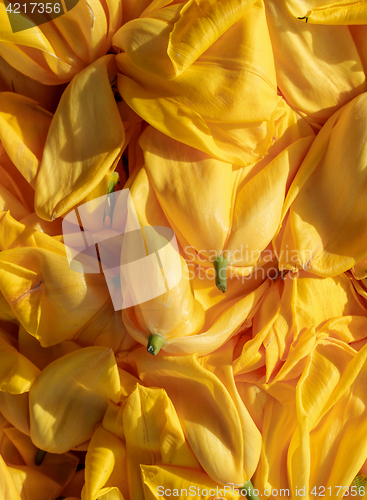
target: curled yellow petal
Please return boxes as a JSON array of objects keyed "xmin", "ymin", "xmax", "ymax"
[
  {"xmin": 0, "ymin": 455, "xmax": 22, "ymax": 500},
  {"xmin": 0, "ymin": 246, "xmax": 110, "ymax": 346},
  {"xmin": 35, "ymin": 55, "xmax": 125, "ymax": 220},
  {"xmin": 0, "ymin": 92, "xmax": 52, "ymax": 187},
  {"xmin": 115, "ymin": 0, "xmax": 278, "ymax": 165},
  {"xmin": 29, "ymin": 346, "xmax": 120, "ymax": 453},
  {"xmin": 0, "ymin": 0, "xmax": 123, "ymax": 84},
  {"xmin": 265, "ymin": 0, "xmax": 366, "ymax": 128},
  {"xmin": 129, "ymin": 348, "xmax": 248, "ymax": 485},
  {"xmin": 275, "ymin": 93, "xmax": 367, "ymax": 276},
  {"xmin": 0, "ymin": 332, "xmax": 40, "ymax": 394},
  {"xmin": 83, "ymin": 425, "xmax": 127, "ymax": 500},
  {"xmin": 285, "ymin": 0, "xmax": 367, "ymax": 24}
]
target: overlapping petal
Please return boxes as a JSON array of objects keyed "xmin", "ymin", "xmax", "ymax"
[
  {"xmin": 114, "ymin": 0, "xmax": 280, "ymax": 166},
  {"xmin": 0, "ymin": 0, "xmax": 123, "ymax": 84},
  {"xmin": 127, "ymin": 345, "xmax": 261, "ymax": 485},
  {"xmin": 265, "ymin": 0, "xmax": 367, "ymax": 128},
  {"xmin": 275, "ymin": 93, "xmax": 367, "ymax": 277},
  {"xmin": 0, "ymin": 221, "xmax": 110, "ymax": 346},
  {"xmin": 29, "ymin": 346, "xmax": 120, "ymax": 453},
  {"xmin": 285, "ymin": 0, "xmax": 367, "ymax": 24},
  {"xmin": 35, "ymin": 55, "xmax": 125, "ymax": 220}
]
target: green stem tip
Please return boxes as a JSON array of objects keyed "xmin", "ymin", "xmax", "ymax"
[
  {"xmin": 35, "ymin": 449, "xmax": 47, "ymax": 466},
  {"xmin": 213, "ymin": 255, "xmax": 228, "ymax": 293},
  {"xmin": 241, "ymin": 480, "xmax": 260, "ymax": 500},
  {"xmin": 107, "ymin": 172, "xmax": 120, "ymax": 194},
  {"xmin": 147, "ymin": 334, "xmax": 165, "ymax": 356}
]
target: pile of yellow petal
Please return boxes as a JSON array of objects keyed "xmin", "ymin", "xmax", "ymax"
[{"xmin": 2, "ymin": 0, "xmax": 367, "ymax": 499}]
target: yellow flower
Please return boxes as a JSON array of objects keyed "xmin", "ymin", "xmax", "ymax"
[
  {"xmin": 265, "ymin": 0, "xmax": 367, "ymax": 129},
  {"xmin": 234, "ymin": 271, "xmax": 367, "ymax": 383},
  {"xmin": 285, "ymin": 0, "xmax": 367, "ymax": 24},
  {"xmin": 0, "ymin": 328, "xmax": 40, "ymax": 394},
  {"xmin": 0, "ymin": 416, "xmax": 79, "ymax": 499},
  {"xmin": 0, "ymin": 0, "xmax": 123, "ymax": 84},
  {"xmin": 0, "ymin": 92, "xmax": 52, "ymax": 219},
  {"xmin": 124, "ymin": 340, "xmax": 261, "ymax": 486},
  {"xmin": 138, "ymin": 122, "xmax": 313, "ymax": 287},
  {"xmin": 83, "ymin": 341, "xmax": 260, "ymax": 498},
  {"xmin": 122, "ymin": 164, "xmax": 270, "ymax": 355},
  {"xmin": 114, "ymin": 0, "xmax": 280, "ymax": 166},
  {"xmin": 29, "ymin": 346, "xmax": 120, "ymax": 453},
  {"xmin": 35, "ymin": 55, "xmax": 126, "ymax": 221},
  {"xmin": 0, "ymin": 212, "xmax": 111, "ymax": 346},
  {"xmin": 288, "ymin": 338, "xmax": 367, "ymax": 497},
  {"xmin": 274, "ymin": 93, "xmax": 367, "ymax": 277},
  {"xmin": 235, "ymin": 329, "xmax": 367, "ymax": 498}
]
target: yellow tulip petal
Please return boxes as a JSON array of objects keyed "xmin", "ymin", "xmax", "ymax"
[
  {"xmin": 0, "ymin": 246, "xmax": 110, "ymax": 346},
  {"xmin": 122, "ymin": 384, "xmax": 201, "ymax": 498},
  {"xmin": 233, "ymin": 281, "xmax": 281, "ymax": 377},
  {"xmin": 0, "ymin": 190, "xmax": 30, "ymax": 221},
  {"xmin": 236, "ymin": 271, "xmax": 367, "ymax": 383},
  {"xmin": 123, "ymin": 278, "xmax": 269, "ymax": 356},
  {"xmin": 289, "ymin": 339, "xmax": 367, "ymax": 496},
  {"xmin": 201, "ymin": 339, "xmax": 262, "ymax": 480},
  {"xmin": 0, "ymin": 392, "xmax": 30, "ymax": 435},
  {"xmin": 4, "ymin": 426, "xmax": 78, "ymax": 488},
  {"xmin": 83, "ymin": 425, "xmax": 127, "ymax": 500},
  {"xmin": 0, "ymin": 418, "xmax": 23, "ymax": 464},
  {"xmin": 265, "ymin": 0, "xmax": 366, "ymax": 128},
  {"xmin": 318, "ymin": 316, "xmax": 367, "ymax": 344},
  {"xmin": 60, "ymin": 469, "xmax": 85, "ymax": 499},
  {"xmin": 0, "ymin": 0, "xmax": 122, "ymax": 84},
  {"xmin": 236, "ymin": 381, "xmax": 267, "ymax": 434},
  {"xmin": 0, "ymin": 56, "xmax": 66, "ymax": 113},
  {"xmin": 168, "ymin": 0, "xmax": 257, "ymax": 75},
  {"xmin": 128, "ymin": 348, "xmax": 246, "ymax": 485},
  {"xmin": 226, "ymin": 137, "xmax": 313, "ymax": 265},
  {"xmin": 74, "ymin": 303, "xmax": 138, "ymax": 356},
  {"xmin": 285, "ymin": 0, "xmax": 367, "ymax": 24},
  {"xmin": 352, "ymin": 253, "xmax": 367, "ymax": 280},
  {"xmin": 276, "ymin": 93, "xmax": 367, "ymax": 276},
  {"xmin": 96, "ymin": 487, "xmax": 125, "ymax": 500},
  {"xmin": 8, "ymin": 464, "xmax": 62, "ymax": 500},
  {"xmin": 350, "ymin": 25, "xmax": 367, "ymax": 79},
  {"xmin": 252, "ymin": 396, "xmax": 297, "ymax": 496},
  {"xmin": 18, "ymin": 325, "xmax": 81, "ymax": 370},
  {"xmin": 0, "ymin": 332, "xmax": 40, "ymax": 393},
  {"xmin": 0, "ymin": 139, "xmax": 35, "ymax": 209},
  {"xmin": 0, "ymin": 92, "xmax": 52, "ymax": 187},
  {"xmin": 140, "ymin": 126, "xmax": 232, "ymax": 257},
  {"xmin": 0, "ymin": 455, "xmax": 22, "ymax": 500},
  {"xmin": 35, "ymin": 55, "xmax": 125, "ymax": 220},
  {"xmin": 29, "ymin": 346, "xmax": 120, "ymax": 452},
  {"xmin": 121, "ymin": 0, "xmax": 172, "ymax": 25},
  {"xmin": 115, "ymin": 0, "xmax": 278, "ymax": 165}
]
